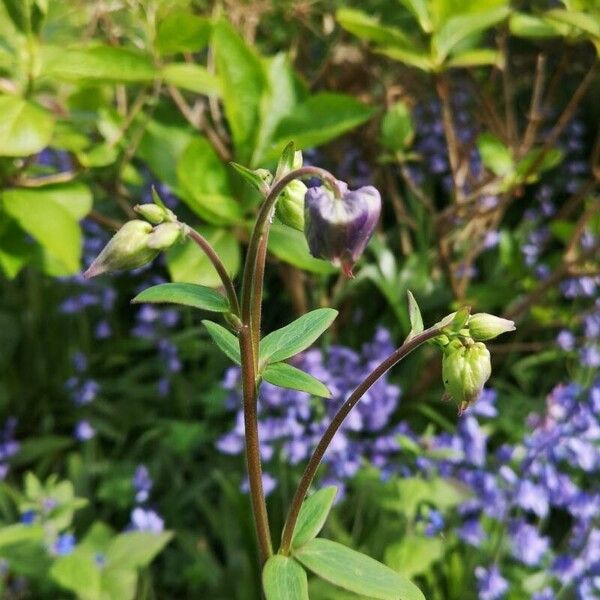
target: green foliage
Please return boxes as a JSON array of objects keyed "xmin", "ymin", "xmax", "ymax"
[
  {"xmin": 202, "ymin": 320, "xmax": 240, "ymax": 364},
  {"xmin": 132, "ymin": 283, "xmax": 230, "ymax": 312},
  {"xmin": 294, "ymin": 538, "xmax": 424, "ymax": 600},
  {"xmin": 262, "ymin": 362, "xmax": 331, "ymax": 398},
  {"xmin": 263, "ymin": 555, "xmax": 309, "ymax": 600},
  {"xmin": 291, "ymin": 486, "xmax": 338, "ymax": 550}
]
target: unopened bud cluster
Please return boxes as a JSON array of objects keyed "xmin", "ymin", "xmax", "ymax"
[{"xmin": 83, "ymin": 201, "xmax": 183, "ymax": 279}]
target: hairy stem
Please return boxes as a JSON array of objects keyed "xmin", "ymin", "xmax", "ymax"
[
  {"xmin": 279, "ymin": 326, "xmax": 442, "ymax": 555},
  {"xmin": 239, "ymin": 325, "xmax": 273, "ymax": 564},
  {"xmin": 185, "ymin": 228, "xmax": 241, "ymax": 317}
]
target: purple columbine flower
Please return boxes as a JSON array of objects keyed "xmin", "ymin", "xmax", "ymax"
[{"xmin": 304, "ymin": 182, "xmax": 381, "ymax": 276}]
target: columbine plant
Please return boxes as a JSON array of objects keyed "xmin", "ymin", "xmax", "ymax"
[{"xmin": 85, "ymin": 142, "xmax": 515, "ymax": 600}]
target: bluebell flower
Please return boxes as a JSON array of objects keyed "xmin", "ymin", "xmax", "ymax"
[
  {"xmin": 556, "ymin": 330, "xmax": 576, "ymax": 351},
  {"xmin": 475, "ymin": 565, "xmax": 508, "ymax": 600},
  {"xmin": 130, "ymin": 507, "xmax": 164, "ymax": 533},
  {"xmin": 74, "ymin": 420, "xmax": 96, "ymax": 442},
  {"xmin": 510, "ymin": 520, "xmax": 550, "ymax": 566}
]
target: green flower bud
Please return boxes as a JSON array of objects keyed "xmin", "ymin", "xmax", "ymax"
[
  {"xmin": 134, "ymin": 204, "xmax": 166, "ymax": 224},
  {"xmin": 468, "ymin": 313, "xmax": 516, "ymax": 341},
  {"xmin": 442, "ymin": 341, "xmax": 491, "ymax": 413},
  {"xmin": 147, "ymin": 222, "xmax": 183, "ymax": 250},
  {"xmin": 276, "ymin": 180, "xmax": 307, "ymax": 231},
  {"xmin": 83, "ymin": 220, "xmax": 158, "ymax": 278}
]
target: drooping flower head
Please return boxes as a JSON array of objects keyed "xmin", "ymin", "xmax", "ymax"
[{"xmin": 304, "ymin": 182, "xmax": 381, "ymax": 277}]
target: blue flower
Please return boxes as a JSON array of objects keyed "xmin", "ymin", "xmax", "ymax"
[
  {"xmin": 52, "ymin": 533, "xmax": 76, "ymax": 556},
  {"xmin": 74, "ymin": 420, "xmax": 96, "ymax": 442},
  {"xmin": 510, "ymin": 520, "xmax": 550, "ymax": 566},
  {"xmin": 475, "ymin": 565, "xmax": 508, "ymax": 600},
  {"xmin": 130, "ymin": 507, "xmax": 164, "ymax": 533},
  {"xmin": 133, "ymin": 465, "xmax": 153, "ymax": 504}
]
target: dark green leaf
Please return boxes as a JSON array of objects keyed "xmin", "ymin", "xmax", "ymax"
[
  {"xmin": 161, "ymin": 64, "xmax": 220, "ymax": 96},
  {"xmin": 269, "ymin": 93, "xmax": 374, "ymax": 158},
  {"xmin": 292, "ymin": 486, "xmax": 338, "ymax": 549},
  {"xmin": 294, "ymin": 538, "xmax": 425, "ymax": 600},
  {"xmin": 44, "ymin": 45, "xmax": 156, "ymax": 82},
  {"xmin": 260, "ymin": 308, "xmax": 338, "ymax": 363},
  {"xmin": 262, "ymin": 362, "xmax": 331, "ymax": 398},
  {"xmin": 212, "ymin": 18, "xmax": 266, "ymax": 163},
  {"xmin": 155, "ymin": 10, "xmax": 211, "ymax": 55},
  {"xmin": 132, "ymin": 283, "xmax": 229, "ymax": 312},
  {"xmin": 202, "ymin": 320, "xmax": 240, "ymax": 364},
  {"xmin": 0, "ymin": 96, "xmax": 54, "ymax": 157},
  {"xmin": 166, "ymin": 225, "xmax": 240, "ymax": 288},
  {"xmin": 268, "ymin": 221, "xmax": 337, "ymax": 275},
  {"xmin": 263, "ymin": 555, "xmax": 309, "ymax": 600}
]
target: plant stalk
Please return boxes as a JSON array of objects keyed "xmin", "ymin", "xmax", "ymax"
[{"xmin": 279, "ymin": 326, "xmax": 442, "ymax": 555}]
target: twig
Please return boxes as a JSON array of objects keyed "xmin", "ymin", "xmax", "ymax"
[{"xmin": 519, "ymin": 54, "xmax": 547, "ymax": 156}]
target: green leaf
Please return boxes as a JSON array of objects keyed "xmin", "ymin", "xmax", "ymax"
[
  {"xmin": 161, "ymin": 63, "xmax": 220, "ymax": 96},
  {"xmin": 230, "ymin": 162, "xmax": 269, "ymax": 194},
  {"xmin": 432, "ymin": 6, "xmax": 510, "ymax": 63},
  {"xmin": 177, "ymin": 137, "xmax": 242, "ymax": 225},
  {"xmin": 263, "ymin": 555, "xmax": 309, "ymax": 600},
  {"xmin": 269, "ymin": 93, "xmax": 374, "ymax": 157},
  {"xmin": 477, "ymin": 132, "xmax": 514, "ymax": 176},
  {"xmin": 51, "ymin": 547, "xmax": 102, "ymax": 600},
  {"xmin": 44, "ymin": 45, "xmax": 156, "ymax": 82},
  {"xmin": 166, "ymin": 225, "xmax": 240, "ymax": 288},
  {"xmin": 294, "ymin": 538, "xmax": 425, "ymax": 600},
  {"xmin": 375, "ymin": 46, "xmax": 435, "ymax": 71},
  {"xmin": 212, "ymin": 18, "xmax": 266, "ymax": 163},
  {"xmin": 406, "ymin": 290, "xmax": 424, "ymax": 340},
  {"xmin": 1, "ymin": 0, "xmax": 32, "ymax": 33},
  {"xmin": 155, "ymin": 10, "xmax": 211, "ymax": 55},
  {"xmin": 384, "ymin": 535, "xmax": 444, "ymax": 579},
  {"xmin": 336, "ymin": 8, "xmax": 413, "ymax": 46},
  {"xmin": 202, "ymin": 320, "xmax": 240, "ymax": 364},
  {"xmin": 0, "ymin": 96, "xmax": 55, "ymax": 157},
  {"xmin": 132, "ymin": 283, "xmax": 229, "ymax": 312},
  {"xmin": 446, "ymin": 48, "xmax": 501, "ymax": 68},
  {"xmin": 397, "ymin": 0, "xmax": 432, "ymax": 33},
  {"xmin": 252, "ymin": 53, "xmax": 300, "ymax": 166},
  {"xmin": 514, "ymin": 147, "xmax": 563, "ymax": 183},
  {"xmin": 544, "ymin": 9, "xmax": 600, "ymax": 40},
  {"xmin": 262, "ymin": 362, "xmax": 331, "ymax": 398},
  {"xmin": 268, "ymin": 221, "xmax": 337, "ymax": 275},
  {"xmin": 105, "ymin": 531, "xmax": 173, "ymax": 570},
  {"xmin": 291, "ymin": 486, "xmax": 338, "ymax": 550},
  {"xmin": 2, "ymin": 187, "xmax": 81, "ymax": 273},
  {"xmin": 260, "ymin": 308, "xmax": 338, "ymax": 363},
  {"xmin": 509, "ymin": 12, "xmax": 560, "ymax": 38},
  {"xmin": 381, "ymin": 101, "xmax": 414, "ymax": 152},
  {"xmin": 275, "ymin": 141, "xmax": 298, "ymax": 180},
  {"xmin": 100, "ymin": 568, "xmax": 137, "ymax": 600},
  {"xmin": 0, "ymin": 524, "xmax": 43, "ymax": 548}
]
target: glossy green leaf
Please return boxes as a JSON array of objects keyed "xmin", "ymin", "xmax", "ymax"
[
  {"xmin": 2, "ymin": 187, "xmax": 81, "ymax": 273},
  {"xmin": 177, "ymin": 137, "xmax": 242, "ymax": 225},
  {"xmin": 292, "ymin": 486, "xmax": 338, "ymax": 549},
  {"xmin": 132, "ymin": 283, "xmax": 229, "ymax": 312},
  {"xmin": 212, "ymin": 18, "xmax": 266, "ymax": 163},
  {"xmin": 44, "ymin": 45, "xmax": 156, "ymax": 82},
  {"xmin": 161, "ymin": 63, "xmax": 220, "ymax": 96},
  {"xmin": 105, "ymin": 531, "xmax": 173, "ymax": 570},
  {"xmin": 384, "ymin": 535, "xmax": 444, "ymax": 579},
  {"xmin": 294, "ymin": 538, "xmax": 425, "ymax": 600},
  {"xmin": 0, "ymin": 96, "xmax": 55, "ymax": 157},
  {"xmin": 270, "ymin": 93, "xmax": 374, "ymax": 157},
  {"xmin": 477, "ymin": 133, "xmax": 513, "ymax": 176},
  {"xmin": 336, "ymin": 8, "xmax": 413, "ymax": 46},
  {"xmin": 262, "ymin": 362, "xmax": 331, "ymax": 398},
  {"xmin": 398, "ymin": 0, "xmax": 432, "ymax": 33},
  {"xmin": 202, "ymin": 320, "xmax": 240, "ymax": 364},
  {"xmin": 263, "ymin": 555, "xmax": 309, "ymax": 600},
  {"xmin": 260, "ymin": 308, "xmax": 338, "ymax": 363},
  {"xmin": 381, "ymin": 101, "xmax": 414, "ymax": 152},
  {"xmin": 155, "ymin": 10, "xmax": 211, "ymax": 55},
  {"xmin": 166, "ymin": 225, "xmax": 240, "ymax": 288},
  {"xmin": 268, "ymin": 221, "xmax": 337, "ymax": 275},
  {"xmin": 432, "ymin": 6, "xmax": 510, "ymax": 62},
  {"xmin": 406, "ymin": 290, "xmax": 424, "ymax": 340}
]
